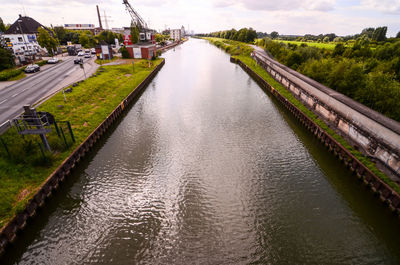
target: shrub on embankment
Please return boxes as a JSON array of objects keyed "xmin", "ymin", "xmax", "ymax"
[
  {"xmin": 204, "ymin": 37, "xmax": 400, "ymax": 196},
  {"xmin": 0, "ymin": 59, "xmax": 163, "ymax": 230}
]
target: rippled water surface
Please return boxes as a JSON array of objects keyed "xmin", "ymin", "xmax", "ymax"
[{"xmin": 5, "ymin": 38, "xmax": 400, "ymax": 264}]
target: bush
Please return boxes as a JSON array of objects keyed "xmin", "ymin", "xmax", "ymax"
[
  {"xmin": 120, "ymin": 46, "xmax": 130, "ymax": 59},
  {"xmin": 0, "ymin": 47, "xmax": 15, "ymax": 71},
  {"xmin": 0, "ymin": 68, "xmax": 24, "ymax": 81},
  {"xmin": 37, "ymin": 60, "xmax": 47, "ymax": 66}
]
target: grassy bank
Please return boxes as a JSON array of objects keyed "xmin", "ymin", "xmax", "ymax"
[
  {"xmin": 204, "ymin": 37, "xmax": 400, "ymax": 195},
  {"xmin": 0, "ymin": 58, "xmax": 163, "ymax": 229}
]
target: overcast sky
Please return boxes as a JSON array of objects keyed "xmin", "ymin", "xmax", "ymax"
[{"xmin": 1, "ymin": 0, "xmax": 400, "ymax": 36}]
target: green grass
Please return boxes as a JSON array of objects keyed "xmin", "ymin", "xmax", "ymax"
[
  {"xmin": 273, "ymin": 40, "xmax": 342, "ymax": 50},
  {"xmin": 95, "ymin": 56, "xmax": 119, "ymax": 65},
  {"xmin": 0, "ymin": 58, "xmax": 163, "ymax": 230},
  {"xmin": 204, "ymin": 37, "xmax": 400, "ymax": 195},
  {"xmin": 204, "ymin": 37, "xmax": 253, "ymax": 56}
]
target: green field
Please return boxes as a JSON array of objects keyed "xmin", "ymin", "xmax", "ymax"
[
  {"xmin": 272, "ymin": 40, "xmax": 341, "ymax": 50},
  {"xmin": 0, "ymin": 58, "xmax": 162, "ymax": 230}
]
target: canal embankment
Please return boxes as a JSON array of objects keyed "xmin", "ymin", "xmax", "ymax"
[
  {"xmin": 0, "ymin": 58, "xmax": 165, "ymax": 255},
  {"xmin": 204, "ymin": 37, "xmax": 400, "ymax": 213},
  {"xmin": 252, "ymin": 49, "xmax": 400, "ymax": 180},
  {"xmin": 4, "ymin": 38, "xmax": 400, "ymax": 264},
  {"xmin": 157, "ymin": 39, "xmax": 188, "ymax": 54}
]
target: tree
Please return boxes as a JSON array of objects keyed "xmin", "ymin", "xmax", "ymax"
[
  {"xmin": 0, "ymin": 47, "xmax": 15, "ymax": 71},
  {"xmin": 120, "ymin": 46, "xmax": 130, "ymax": 58},
  {"xmin": 79, "ymin": 33, "xmax": 90, "ymax": 48},
  {"xmin": 397, "ymin": 31, "xmax": 400, "ymax": 39},
  {"xmin": 372, "ymin": 26, "xmax": 387, "ymax": 41},
  {"xmin": 333, "ymin": 44, "xmax": 346, "ymax": 57},
  {"xmin": 333, "ymin": 37, "xmax": 344, "ymax": 42},
  {"xmin": 270, "ymin": 31, "xmax": 279, "ymax": 39},
  {"xmin": 361, "ymin": 28, "xmax": 375, "ymax": 39},
  {"xmin": 323, "ymin": 36, "xmax": 330, "ymax": 43},
  {"xmin": 37, "ymin": 27, "xmax": 58, "ymax": 56},
  {"xmin": 53, "ymin": 26, "xmax": 66, "ymax": 44},
  {"xmin": 0, "ymin": 17, "xmax": 6, "ymax": 33},
  {"xmin": 130, "ymin": 23, "xmax": 139, "ymax": 44}
]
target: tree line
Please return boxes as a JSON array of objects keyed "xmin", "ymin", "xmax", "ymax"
[
  {"xmin": 257, "ymin": 27, "xmax": 396, "ymax": 43},
  {"xmin": 197, "ymin": 28, "xmax": 258, "ymax": 43}
]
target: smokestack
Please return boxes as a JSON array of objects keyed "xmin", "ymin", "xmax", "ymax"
[{"xmin": 97, "ymin": 5, "xmax": 103, "ymax": 29}]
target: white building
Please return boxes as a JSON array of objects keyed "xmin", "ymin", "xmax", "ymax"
[
  {"xmin": 170, "ymin": 29, "xmax": 181, "ymax": 41},
  {"xmin": 3, "ymin": 33, "xmax": 41, "ymax": 55},
  {"xmin": 4, "ymin": 15, "xmax": 53, "ymax": 56},
  {"xmin": 181, "ymin": 26, "xmax": 185, "ymax": 37}
]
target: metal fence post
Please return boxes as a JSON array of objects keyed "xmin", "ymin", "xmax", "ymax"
[
  {"xmin": 54, "ymin": 121, "xmax": 61, "ymax": 137},
  {"xmin": 66, "ymin": 121, "xmax": 75, "ymax": 142},
  {"xmin": 0, "ymin": 137, "xmax": 10, "ymax": 157},
  {"xmin": 60, "ymin": 126, "xmax": 68, "ymax": 148}
]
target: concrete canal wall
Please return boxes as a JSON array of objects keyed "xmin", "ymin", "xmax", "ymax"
[
  {"xmin": 231, "ymin": 56, "xmax": 400, "ymax": 215},
  {"xmin": 0, "ymin": 59, "xmax": 165, "ymax": 256},
  {"xmin": 252, "ymin": 51, "xmax": 400, "ymax": 178}
]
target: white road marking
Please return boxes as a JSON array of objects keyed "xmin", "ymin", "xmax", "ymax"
[
  {"xmin": 11, "ymin": 93, "xmax": 19, "ymax": 97},
  {"xmin": 0, "ymin": 99, "xmax": 6, "ymax": 104}
]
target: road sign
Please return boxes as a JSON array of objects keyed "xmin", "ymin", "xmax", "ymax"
[{"xmin": 101, "ymin": 45, "xmax": 109, "ymax": 55}]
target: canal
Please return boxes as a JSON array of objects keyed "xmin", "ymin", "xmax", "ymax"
[{"xmin": 4, "ymin": 38, "xmax": 400, "ymax": 264}]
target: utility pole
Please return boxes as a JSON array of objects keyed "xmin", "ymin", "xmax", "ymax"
[
  {"xmin": 96, "ymin": 5, "xmax": 103, "ymax": 29},
  {"xmin": 18, "ymin": 17, "xmax": 31, "ymax": 64}
]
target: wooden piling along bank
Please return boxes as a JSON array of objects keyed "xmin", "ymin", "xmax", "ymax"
[
  {"xmin": 230, "ymin": 57, "xmax": 400, "ymax": 214},
  {"xmin": 0, "ymin": 59, "xmax": 165, "ymax": 256}
]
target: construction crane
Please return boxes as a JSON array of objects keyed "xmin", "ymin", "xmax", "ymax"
[{"xmin": 122, "ymin": 0, "xmax": 152, "ymax": 42}]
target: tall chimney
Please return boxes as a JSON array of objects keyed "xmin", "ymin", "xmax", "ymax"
[{"xmin": 97, "ymin": 5, "xmax": 103, "ymax": 29}]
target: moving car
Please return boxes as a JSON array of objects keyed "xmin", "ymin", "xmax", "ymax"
[
  {"xmin": 84, "ymin": 53, "xmax": 91, "ymax": 58},
  {"xmin": 47, "ymin": 58, "xmax": 59, "ymax": 64},
  {"xmin": 24, "ymin": 64, "xmax": 40, "ymax": 73},
  {"xmin": 74, "ymin": 58, "xmax": 83, "ymax": 64},
  {"xmin": 91, "ymin": 48, "xmax": 96, "ymax": 54},
  {"xmin": 77, "ymin": 51, "xmax": 85, "ymax": 56}
]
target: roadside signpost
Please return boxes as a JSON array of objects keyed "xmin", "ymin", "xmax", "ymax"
[
  {"xmin": 101, "ymin": 45, "xmax": 111, "ymax": 63},
  {"xmin": 80, "ymin": 61, "xmax": 87, "ymax": 79}
]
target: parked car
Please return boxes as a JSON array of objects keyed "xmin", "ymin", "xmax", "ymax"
[
  {"xmin": 77, "ymin": 51, "xmax": 85, "ymax": 56},
  {"xmin": 74, "ymin": 58, "xmax": 83, "ymax": 64},
  {"xmin": 24, "ymin": 64, "xmax": 40, "ymax": 73},
  {"xmin": 47, "ymin": 58, "xmax": 59, "ymax": 64},
  {"xmin": 84, "ymin": 53, "xmax": 91, "ymax": 58}
]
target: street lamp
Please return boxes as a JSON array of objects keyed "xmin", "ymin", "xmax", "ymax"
[{"xmin": 17, "ymin": 19, "xmax": 31, "ymax": 64}]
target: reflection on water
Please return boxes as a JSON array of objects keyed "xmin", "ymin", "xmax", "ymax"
[{"xmin": 5, "ymin": 39, "xmax": 400, "ymax": 265}]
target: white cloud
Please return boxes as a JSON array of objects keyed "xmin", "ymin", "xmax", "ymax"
[
  {"xmin": 213, "ymin": 0, "xmax": 336, "ymax": 11},
  {"xmin": 360, "ymin": 0, "xmax": 400, "ymax": 13},
  {"xmin": 0, "ymin": 0, "xmax": 399, "ymax": 36}
]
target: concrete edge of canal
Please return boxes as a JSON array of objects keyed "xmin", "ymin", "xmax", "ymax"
[
  {"xmin": 230, "ymin": 56, "xmax": 400, "ymax": 217},
  {"xmin": 0, "ymin": 59, "xmax": 166, "ymax": 257}
]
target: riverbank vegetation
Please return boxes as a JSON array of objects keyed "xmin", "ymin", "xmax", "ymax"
[
  {"xmin": 0, "ymin": 59, "xmax": 162, "ymax": 230},
  {"xmin": 203, "ymin": 36, "xmax": 400, "ymax": 196},
  {"xmin": 254, "ymin": 36, "xmax": 400, "ymax": 122}
]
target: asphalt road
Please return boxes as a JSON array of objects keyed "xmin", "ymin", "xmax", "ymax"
[{"xmin": 0, "ymin": 56, "xmax": 94, "ymax": 127}]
